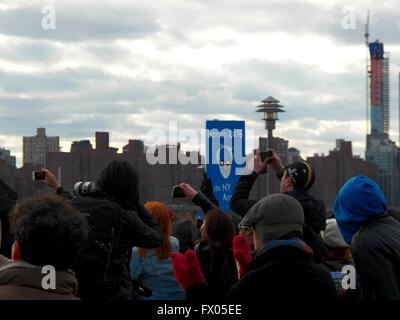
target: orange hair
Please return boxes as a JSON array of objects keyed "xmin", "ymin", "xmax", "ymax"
[{"xmin": 137, "ymin": 201, "xmax": 172, "ymax": 260}]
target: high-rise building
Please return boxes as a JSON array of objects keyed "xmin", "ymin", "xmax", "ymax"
[
  {"xmin": 23, "ymin": 128, "xmax": 59, "ymax": 167},
  {"xmin": 365, "ymin": 40, "xmax": 400, "ymax": 206},
  {"xmin": 0, "ymin": 147, "xmax": 16, "ymax": 167},
  {"xmin": 365, "ymin": 135, "xmax": 400, "ymax": 206},
  {"xmin": 369, "ymin": 40, "xmax": 389, "ymax": 135}
]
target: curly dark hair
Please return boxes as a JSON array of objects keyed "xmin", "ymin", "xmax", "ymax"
[{"xmin": 10, "ymin": 193, "xmax": 88, "ymax": 270}]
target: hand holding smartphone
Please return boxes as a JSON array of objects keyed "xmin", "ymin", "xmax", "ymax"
[
  {"xmin": 172, "ymin": 185, "xmax": 186, "ymax": 198},
  {"xmin": 32, "ymin": 171, "xmax": 46, "ymax": 181},
  {"xmin": 260, "ymin": 150, "xmax": 273, "ymax": 162}
]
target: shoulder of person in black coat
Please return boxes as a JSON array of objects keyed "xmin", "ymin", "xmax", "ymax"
[
  {"xmin": 352, "ymin": 215, "xmax": 400, "ymax": 300},
  {"xmin": 70, "ymin": 193, "xmax": 162, "ymax": 249},
  {"xmin": 285, "ymin": 189, "xmax": 327, "ymax": 233},
  {"xmin": 228, "ymin": 246, "xmax": 336, "ymax": 302}
]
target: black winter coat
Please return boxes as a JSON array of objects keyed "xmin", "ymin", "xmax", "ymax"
[
  {"xmin": 57, "ymin": 190, "xmax": 162, "ymax": 300},
  {"xmin": 184, "ymin": 242, "xmax": 336, "ymax": 302},
  {"xmin": 227, "ymin": 244, "xmax": 336, "ymax": 302},
  {"xmin": 352, "ymin": 214, "xmax": 400, "ymax": 300}
]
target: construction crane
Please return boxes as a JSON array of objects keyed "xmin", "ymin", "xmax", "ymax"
[{"xmin": 364, "ymin": 10, "xmax": 370, "ymax": 138}]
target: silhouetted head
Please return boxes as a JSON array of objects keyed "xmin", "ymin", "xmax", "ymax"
[
  {"xmin": 202, "ymin": 209, "xmax": 235, "ymax": 249},
  {"xmin": 96, "ymin": 160, "xmax": 139, "ymax": 210},
  {"xmin": 10, "ymin": 193, "xmax": 87, "ymax": 270}
]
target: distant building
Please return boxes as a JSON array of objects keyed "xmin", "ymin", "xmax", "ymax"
[
  {"xmin": 23, "ymin": 128, "xmax": 59, "ymax": 167},
  {"xmin": 259, "ymin": 137, "xmax": 288, "ymax": 163},
  {"xmin": 369, "ymin": 40, "xmax": 389, "ymax": 135},
  {"xmin": 365, "ymin": 134, "xmax": 400, "ymax": 206},
  {"xmin": 308, "ymin": 139, "xmax": 378, "ymax": 209},
  {"xmin": 287, "ymin": 147, "xmax": 302, "ymax": 164},
  {"xmin": 365, "ymin": 40, "xmax": 400, "ymax": 206},
  {"xmin": 0, "ymin": 148, "xmax": 16, "ymax": 167},
  {"xmin": 46, "ymin": 132, "xmax": 203, "ymax": 205}
]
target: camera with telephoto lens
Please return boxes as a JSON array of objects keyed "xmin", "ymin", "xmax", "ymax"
[{"xmin": 73, "ymin": 181, "xmax": 96, "ymax": 196}]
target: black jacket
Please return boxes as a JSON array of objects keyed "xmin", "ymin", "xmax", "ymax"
[
  {"xmin": 229, "ymin": 172, "xmax": 328, "ymax": 262},
  {"xmin": 57, "ymin": 189, "xmax": 162, "ymax": 300},
  {"xmin": 352, "ymin": 214, "xmax": 400, "ymax": 300},
  {"xmin": 286, "ymin": 189, "xmax": 326, "ymax": 233},
  {"xmin": 185, "ymin": 241, "xmax": 336, "ymax": 302},
  {"xmin": 192, "ymin": 192, "xmax": 217, "ymax": 214},
  {"xmin": 195, "ymin": 241, "xmax": 238, "ymax": 300},
  {"xmin": 227, "ymin": 243, "xmax": 336, "ymax": 302}
]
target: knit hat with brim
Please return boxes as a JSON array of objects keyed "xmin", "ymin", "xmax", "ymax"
[{"xmin": 241, "ymin": 194, "xmax": 304, "ymax": 242}]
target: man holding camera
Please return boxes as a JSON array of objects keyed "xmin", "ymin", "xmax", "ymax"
[{"xmin": 230, "ymin": 149, "xmax": 327, "ymax": 262}]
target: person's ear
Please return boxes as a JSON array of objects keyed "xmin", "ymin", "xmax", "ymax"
[
  {"xmin": 284, "ymin": 177, "xmax": 293, "ymax": 188},
  {"xmin": 11, "ymin": 241, "xmax": 22, "ymax": 261},
  {"xmin": 251, "ymin": 227, "xmax": 263, "ymax": 250}
]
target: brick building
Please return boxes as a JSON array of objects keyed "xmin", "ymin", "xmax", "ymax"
[
  {"xmin": 46, "ymin": 132, "xmax": 203, "ymax": 205},
  {"xmin": 307, "ymin": 139, "xmax": 378, "ymax": 209}
]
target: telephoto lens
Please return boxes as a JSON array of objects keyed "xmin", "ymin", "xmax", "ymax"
[{"xmin": 73, "ymin": 181, "xmax": 96, "ymax": 196}]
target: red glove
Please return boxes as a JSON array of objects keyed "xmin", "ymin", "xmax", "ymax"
[
  {"xmin": 170, "ymin": 250, "xmax": 206, "ymax": 290},
  {"xmin": 233, "ymin": 235, "xmax": 252, "ymax": 278}
]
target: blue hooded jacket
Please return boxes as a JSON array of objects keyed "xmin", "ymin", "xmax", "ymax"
[{"xmin": 334, "ymin": 175, "xmax": 387, "ymax": 245}]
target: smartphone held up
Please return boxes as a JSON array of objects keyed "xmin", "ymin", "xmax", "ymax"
[
  {"xmin": 260, "ymin": 150, "xmax": 273, "ymax": 162},
  {"xmin": 32, "ymin": 171, "xmax": 46, "ymax": 181},
  {"xmin": 172, "ymin": 185, "xmax": 185, "ymax": 198}
]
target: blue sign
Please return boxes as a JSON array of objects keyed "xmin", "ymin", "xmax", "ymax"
[{"xmin": 205, "ymin": 120, "xmax": 246, "ymax": 212}]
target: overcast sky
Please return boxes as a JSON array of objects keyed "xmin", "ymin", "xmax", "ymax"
[{"xmin": 0, "ymin": 0, "xmax": 399, "ymax": 167}]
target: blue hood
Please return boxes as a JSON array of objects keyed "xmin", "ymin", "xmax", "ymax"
[{"xmin": 334, "ymin": 175, "xmax": 387, "ymax": 245}]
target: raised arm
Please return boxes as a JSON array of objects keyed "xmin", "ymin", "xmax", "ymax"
[
  {"xmin": 179, "ymin": 183, "xmax": 217, "ymax": 214},
  {"xmin": 229, "ymin": 149, "xmax": 268, "ymax": 217}
]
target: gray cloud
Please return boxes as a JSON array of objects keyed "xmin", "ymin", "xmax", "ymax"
[
  {"xmin": 0, "ymin": 2, "xmax": 160, "ymax": 42},
  {"xmin": 0, "ymin": 0, "xmax": 399, "ymax": 167}
]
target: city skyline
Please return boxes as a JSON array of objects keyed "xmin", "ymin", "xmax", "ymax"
[
  {"xmin": 2, "ymin": 126, "xmax": 369, "ymax": 169},
  {"xmin": 0, "ymin": 0, "xmax": 400, "ymax": 167},
  {"xmin": 0, "ymin": 129, "xmax": 382, "ymax": 208}
]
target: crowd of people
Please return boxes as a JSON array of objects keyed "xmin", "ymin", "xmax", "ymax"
[{"xmin": 0, "ymin": 148, "xmax": 399, "ymax": 301}]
